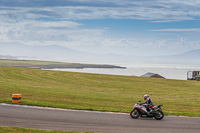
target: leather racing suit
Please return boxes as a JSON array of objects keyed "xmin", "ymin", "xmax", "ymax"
[{"xmin": 143, "ymin": 97, "xmax": 154, "ymax": 113}]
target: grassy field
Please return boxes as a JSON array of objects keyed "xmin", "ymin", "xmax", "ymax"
[
  {"xmin": 0, "ymin": 59, "xmax": 124, "ymax": 69},
  {"xmin": 0, "ymin": 59, "xmax": 72, "ymax": 66},
  {"xmin": 0, "ymin": 126, "xmax": 90, "ymax": 133},
  {"xmin": 0, "ymin": 66, "xmax": 200, "ymax": 117}
]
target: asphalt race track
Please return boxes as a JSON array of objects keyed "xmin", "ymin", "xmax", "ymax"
[{"xmin": 0, "ymin": 103, "xmax": 200, "ymax": 133}]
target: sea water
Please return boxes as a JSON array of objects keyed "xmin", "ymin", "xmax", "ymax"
[{"xmin": 46, "ymin": 62, "xmax": 200, "ymax": 80}]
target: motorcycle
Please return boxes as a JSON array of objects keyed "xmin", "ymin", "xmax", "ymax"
[{"xmin": 130, "ymin": 100, "xmax": 164, "ymax": 120}]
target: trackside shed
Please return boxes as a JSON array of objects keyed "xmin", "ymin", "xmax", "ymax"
[{"xmin": 141, "ymin": 72, "xmax": 165, "ymax": 79}]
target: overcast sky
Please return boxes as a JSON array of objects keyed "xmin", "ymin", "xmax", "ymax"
[{"xmin": 0, "ymin": 0, "xmax": 200, "ymax": 56}]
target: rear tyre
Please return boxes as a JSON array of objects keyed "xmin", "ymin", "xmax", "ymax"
[
  {"xmin": 130, "ymin": 109, "xmax": 140, "ymax": 119},
  {"xmin": 153, "ymin": 110, "xmax": 164, "ymax": 120}
]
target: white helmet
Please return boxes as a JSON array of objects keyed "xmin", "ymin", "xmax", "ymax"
[{"xmin": 144, "ymin": 94, "xmax": 149, "ymax": 100}]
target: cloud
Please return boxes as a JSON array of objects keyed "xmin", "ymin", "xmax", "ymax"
[
  {"xmin": 0, "ymin": 0, "xmax": 200, "ymax": 21},
  {"xmin": 0, "ymin": 0, "xmax": 200, "ymax": 56},
  {"xmin": 63, "ymin": 37, "xmax": 200, "ymax": 51},
  {"xmin": 150, "ymin": 28, "xmax": 200, "ymax": 32},
  {"xmin": 0, "ymin": 20, "xmax": 106, "ymax": 44},
  {"xmin": 0, "ymin": 17, "xmax": 199, "ymax": 52}
]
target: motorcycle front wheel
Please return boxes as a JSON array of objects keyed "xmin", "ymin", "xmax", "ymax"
[
  {"xmin": 130, "ymin": 109, "xmax": 140, "ymax": 119},
  {"xmin": 153, "ymin": 110, "xmax": 164, "ymax": 120}
]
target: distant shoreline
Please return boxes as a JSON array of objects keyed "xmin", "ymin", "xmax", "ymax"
[{"xmin": 0, "ymin": 59, "xmax": 126, "ymax": 69}]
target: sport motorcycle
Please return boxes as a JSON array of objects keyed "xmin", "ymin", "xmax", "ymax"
[{"xmin": 130, "ymin": 100, "xmax": 164, "ymax": 120}]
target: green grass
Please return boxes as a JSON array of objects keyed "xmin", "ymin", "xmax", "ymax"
[
  {"xmin": 0, "ymin": 59, "xmax": 70, "ymax": 66},
  {"xmin": 0, "ymin": 59, "xmax": 122, "ymax": 69},
  {"xmin": 0, "ymin": 66, "xmax": 200, "ymax": 117},
  {"xmin": 0, "ymin": 126, "xmax": 90, "ymax": 133}
]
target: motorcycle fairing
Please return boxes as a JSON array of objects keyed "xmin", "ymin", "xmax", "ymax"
[
  {"xmin": 135, "ymin": 106, "xmax": 148, "ymax": 115},
  {"xmin": 152, "ymin": 105, "xmax": 163, "ymax": 109}
]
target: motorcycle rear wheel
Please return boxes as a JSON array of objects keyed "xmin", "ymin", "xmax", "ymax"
[
  {"xmin": 153, "ymin": 110, "xmax": 164, "ymax": 120},
  {"xmin": 130, "ymin": 110, "xmax": 140, "ymax": 119}
]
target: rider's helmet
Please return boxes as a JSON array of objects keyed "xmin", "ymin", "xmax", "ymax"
[{"xmin": 144, "ymin": 94, "xmax": 149, "ymax": 100}]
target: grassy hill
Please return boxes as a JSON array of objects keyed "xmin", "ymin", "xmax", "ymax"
[
  {"xmin": 0, "ymin": 59, "xmax": 125, "ymax": 69},
  {"xmin": 0, "ymin": 126, "xmax": 86, "ymax": 133},
  {"xmin": 0, "ymin": 66, "xmax": 200, "ymax": 117}
]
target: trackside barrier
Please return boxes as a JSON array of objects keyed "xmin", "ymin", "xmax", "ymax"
[{"xmin": 12, "ymin": 94, "xmax": 22, "ymax": 103}]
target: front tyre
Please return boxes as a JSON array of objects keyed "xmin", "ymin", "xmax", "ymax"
[
  {"xmin": 130, "ymin": 109, "xmax": 140, "ymax": 119},
  {"xmin": 153, "ymin": 110, "xmax": 164, "ymax": 120}
]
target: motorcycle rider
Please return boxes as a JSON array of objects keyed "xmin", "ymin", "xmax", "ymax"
[{"xmin": 142, "ymin": 94, "xmax": 154, "ymax": 114}]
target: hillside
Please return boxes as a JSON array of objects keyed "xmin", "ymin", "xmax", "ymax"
[
  {"xmin": 0, "ymin": 66, "xmax": 199, "ymax": 117},
  {"xmin": 1, "ymin": 42, "xmax": 200, "ymax": 63},
  {"xmin": 0, "ymin": 59, "xmax": 125, "ymax": 69},
  {"xmin": 0, "ymin": 42, "xmax": 103, "ymax": 62}
]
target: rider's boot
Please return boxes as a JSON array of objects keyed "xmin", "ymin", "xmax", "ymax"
[
  {"xmin": 147, "ymin": 109, "xmax": 153, "ymax": 116},
  {"xmin": 147, "ymin": 111, "xmax": 150, "ymax": 115}
]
